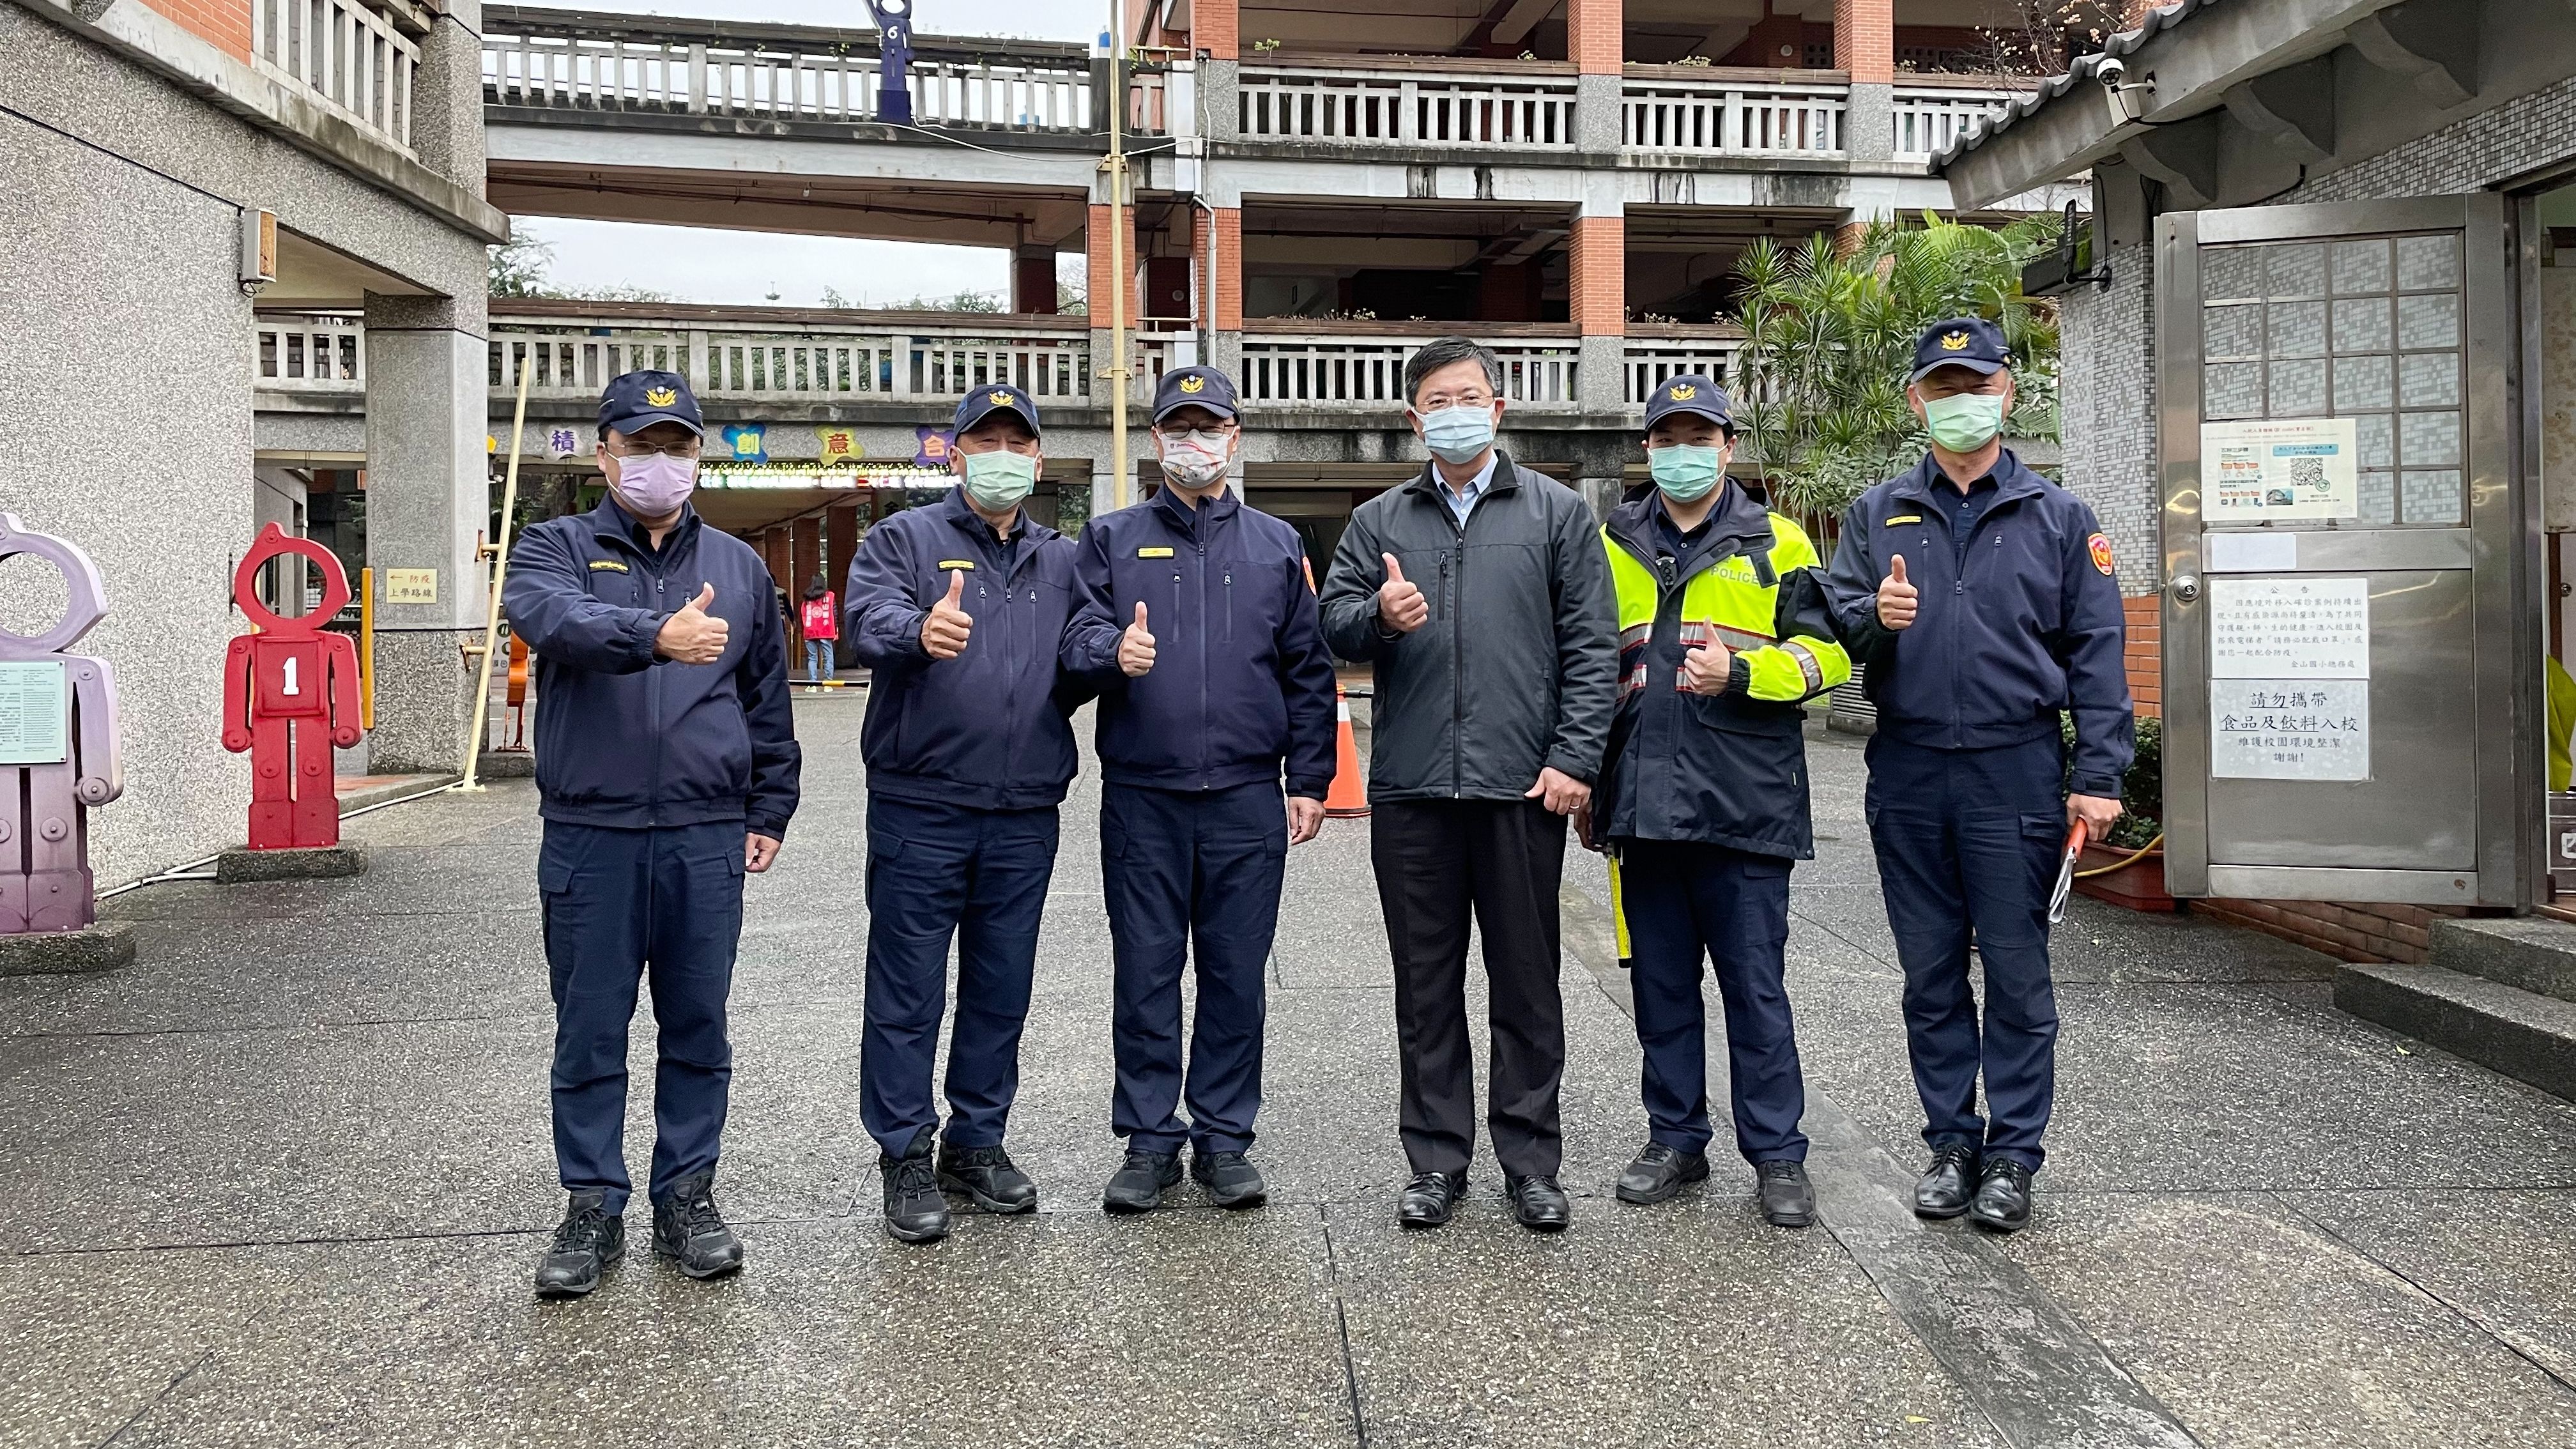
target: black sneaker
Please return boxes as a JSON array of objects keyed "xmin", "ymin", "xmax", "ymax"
[
  {"xmin": 880, "ymin": 1129, "xmax": 952, "ymax": 1244},
  {"xmin": 1190, "ymin": 1149, "xmax": 1268, "ymax": 1209},
  {"xmin": 652, "ymin": 1170, "xmax": 744, "ymax": 1279},
  {"xmin": 1754, "ymin": 1160, "xmax": 1816, "ymax": 1229},
  {"xmin": 1614, "ymin": 1142, "xmax": 1710, "ymax": 1205},
  {"xmin": 533, "ymin": 1190, "xmax": 624, "ymax": 1298},
  {"xmin": 1968, "ymin": 1158, "xmax": 2034, "ymax": 1233},
  {"xmin": 938, "ymin": 1142, "xmax": 1038, "ymax": 1215},
  {"xmin": 1914, "ymin": 1144, "xmax": 1979, "ymax": 1220},
  {"xmin": 1102, "ymin": 1148, "xmax": 1184, "ymax": 1215}
]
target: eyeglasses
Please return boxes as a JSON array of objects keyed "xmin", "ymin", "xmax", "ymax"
[
  {"xmin": 1414, "ymin": 392, "xmax": 1495, "ymax": 413},
  {"xmin": 606, "ymin": 439, "xmax": 703, "ymax": 459},
  {"xmin": 1153, "ymin": 424, "xmax": 1237, "ymax": 443}
]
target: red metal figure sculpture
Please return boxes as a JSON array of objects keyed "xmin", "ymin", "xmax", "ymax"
[
  {"xmin": 222, "ymin": 525, "xmax": 362, "ymax": 850},
  {"xmin": 0, "ymin": 514, "xmax": 121, "ymax": 934}
]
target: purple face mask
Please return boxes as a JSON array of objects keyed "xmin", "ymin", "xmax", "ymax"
[{"xmin": 610, "ymin": 451, "xmax": 698, "ymax": 516}]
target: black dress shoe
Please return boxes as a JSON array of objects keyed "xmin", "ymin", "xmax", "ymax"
[
  {"xmin": 652, "ymin": 1170, "xmax": 745, "ymax": 1279},
  {"xmin": 534, "ymin": 1190, "xmax": 624, "ymax": 1298},
  {"xmin": 938, "ymin": 1142, "xmax": 1038, "ymax": 1215},
  {"xmin": 1190, "ymin": 1149, "xmax": 1268, "ymax": 1210},
  {"xmin": 1754, "ymin": 1160, "xmax": 1816, "ymax": 1229},
  {"xmin": 881, "ymin": 1130, "xmax": 952, "ymax": 1244},
  {"xmin": 1102, "ymin": 1149, "xmax": 1184, "ymax": 1215},
  {"xmin": 1968, "ymin": 1158, "xmax": 2034, "ymax": 1233},
  {"xmin": 1397, "ymin": 1171, "xmax": 1466, "ymax": 1228},
  {"xmin": 1913, "ymin": 1145, "xmax": 1979, "ymax": 1220},
  {"xmin": 1614, "ymin": 1142, "xmax": 1710, "ymax": 1205},
  {"xmin": 1504, "ymin": 1174, "xmax": 1571, "ymax": 1233}
]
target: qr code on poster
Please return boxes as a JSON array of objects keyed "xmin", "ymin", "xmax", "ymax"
[{"xmin": 2286, "ymin": 456, "xmax": 2327, "ymax": 488}]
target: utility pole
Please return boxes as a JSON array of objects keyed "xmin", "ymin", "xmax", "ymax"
[{"xmin": 1105, "ymin": 0, "xmax": 1131, "ymax": 509}]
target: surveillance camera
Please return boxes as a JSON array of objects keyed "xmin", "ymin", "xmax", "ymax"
[{"xmin": 2096, "ymin": 57, "xmax": 2126, "ymax": 88}]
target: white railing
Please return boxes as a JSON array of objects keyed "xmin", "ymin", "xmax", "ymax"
[
  {"xmin": 252, "ymin": 0, "xmax": 419, "ymax": 152},
  {"xmin": 1623, "ymin": 341, "xmax": 1743, "ymax": 404},
  {"xmin": 1893, "ymin": 87, "xmax": 2016, "ymax": 161},
  {"xmin": 1238, "ymin": 67, "xmax": 1576, "ymax": 149},
  {"xmin": 1621, "ymin": 79, "xmax": 1845, "ymax": 157},
  {"xmin": 482, "ymin": 31, "xmax": 1098, "ymax": 133},
  {"xmin": 256, "ymin": 314, "xmax": 367, "ymax": 391},
  {"xmin": 485, "ymin": 322, "xmax": 1165, "ymax": 403},
  {"xmin": 1239, "ymin": 335, "xmax": 1579, "ymax": 410}
]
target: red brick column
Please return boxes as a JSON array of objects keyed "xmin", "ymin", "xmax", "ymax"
[
  {"xmin": 790, "ymin": 516, "xmax": 822, "ymax": 598},
  {"xmin": 2123, "ymin": 594, "xmax": 2162, "ymax": 719},
  {"xmin": 148, "ymin": 0, "xmax": 252, "ymax": 59},
  {"xmin": 1570, "ymin": 216, "xmax": 1625, "ymax": 336},
  {"xmin": 825, "ymin": 503, "xmax": 861, "ymax": 599},
  {"xmin": 1566, "ymin": 0, "xmax": 1622, "ymax": 73},
  {"xmin": 1834, "ymin": 0, "xmax": 1894, "ymax": 84},
  {"xmin": 1209, "ymin": 208, "xmax": 1244, "ymax": 332},
  {"xmin": 1193, "ymin": 0, "xmax": 1238, "ymax": 60},
  {"xmin": 761, "ymin": 529, "xmax": 792, "ymax": 595},
  {"xmin": 1087, "ymin": 203, "xmax": 1137, "ymax": 332}
]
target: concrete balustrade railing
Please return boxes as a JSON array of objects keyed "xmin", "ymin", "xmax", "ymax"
[
  {"xmin": 1239, "ymin": 327, "xmax": 1583, "ymax": 410},
  {"xmin": 252, "ymin": 0, "xmax": 418, "ymax": 153},
  {"xmin": 1238, "ymin": 63, "xmax": 1579, "ymax": 150},
  {"xmin": 480, "ymin": 11, "xmax": 1111, "ymax": 135},
  {"xmin": 484, "ymin": 316, "xmax": 1169, "ymax": 404},
  {"xmin": 1621, "ymin": 334, "xmax": 1745, "ymax": 403},
  {"xmin": 256, "ymin": 314, "xmax": 368, "ymax": 391},
  {"xmin": 1621, "ymin": 73, "xmax": 1848, "ymax": 157},
  {"xmin": 1892, "ymin": 86, "xmax": 2018, "ymax": 162}
]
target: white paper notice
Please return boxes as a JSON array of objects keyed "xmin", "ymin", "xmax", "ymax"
[
  {"xmin": 2208, "ymin": 576, "xmax": 2370, "ymax": 678},
  {"xmin": 2202, "ymin": 417, "xmax": 2360, "ymax": 523},
  {"xmin": 2210, "ymin": 679, "xmax": 2371, "ymax": 781},
  {"xmin": 0, "ymin": 660, "xmax": 69, "ymax": 765}
]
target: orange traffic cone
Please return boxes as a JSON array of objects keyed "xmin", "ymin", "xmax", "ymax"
[{"xmin": 1324, "ymin": 686, "xmax": 1369, "ymax": 818}]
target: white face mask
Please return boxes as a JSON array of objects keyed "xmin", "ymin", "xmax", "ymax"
[{"xmin": 1156, "ymin": 429, "xmax": 1231, "ymax": 489}]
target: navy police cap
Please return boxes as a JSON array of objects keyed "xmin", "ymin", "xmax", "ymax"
[
  {"xmin": 954, "ymin": 382, "xmax": 1043, "ymax": 436},
  {"xmin": 1151, "ymin": 365, "xmax": 1241, "ymax": 424},
  {"xmin": 599, "ymin": 369, "xmax": 703, "ymax": 438},
  {"xmin": 1910, "ymin": 316, "xmax": 2012, "ymax": 383},
  {"xmin": 1642, "ymin": 374, "xmax": 1733, "ymax": 433}
]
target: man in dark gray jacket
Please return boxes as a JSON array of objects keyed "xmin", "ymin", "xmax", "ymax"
[{"xmin": 1319, "ymin": 336, "xmax": 1618, "ymax": 1234}]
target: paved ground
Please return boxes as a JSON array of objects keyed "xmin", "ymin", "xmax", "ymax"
[{"xmin": 5, "ymin": 698, "xmax": 2576, "ymax": 1448}]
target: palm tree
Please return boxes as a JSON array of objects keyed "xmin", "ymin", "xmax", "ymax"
[{"xmin": 1728, "ymin": 212, "xmax": 2064, "ymax": 518}]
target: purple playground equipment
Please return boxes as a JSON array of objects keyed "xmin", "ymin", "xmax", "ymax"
[{"xmin": 0, "ymin": 514, "xmax": 122, "ymax": 935}]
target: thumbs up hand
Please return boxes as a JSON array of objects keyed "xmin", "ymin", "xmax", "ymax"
[
  {"xmin": 655, "ymin": 582, "xmax": 731, "ymax": 664},
  {"xmin": 1680, "ymin": 639, "xmax": 1733, "ymax": 694},
  {"xmin": 1377, "ymin": 553, "xmax": 1429, "ymax": 634},
  {"xmin": 1118, "ymin": 601, "xmax": 1157, "ymax": 678},
  {"xmin": 1878, "ymin": 554, "xmax": 1919, "ymax": 632},
  {"xmin": 921, "ymin": 569, "xmax": 974, "ymax": 660}
]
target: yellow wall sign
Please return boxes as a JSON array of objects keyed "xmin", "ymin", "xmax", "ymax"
[{"xmin": 383, "ymin": 567, "xmax": 438, "ymax": 604}]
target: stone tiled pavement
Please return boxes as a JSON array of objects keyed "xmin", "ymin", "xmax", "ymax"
[{"xmin": 4, "ymin": 700, "xmax": 2575, "ymax": 1446}]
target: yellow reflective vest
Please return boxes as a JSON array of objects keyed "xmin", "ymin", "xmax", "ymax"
[{"xmin": 1597, "ymin": 487, "xmax": 1852, "ymax": 855}]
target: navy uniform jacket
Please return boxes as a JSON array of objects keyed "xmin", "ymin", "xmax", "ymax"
[
  {"xmin": 843, "ymin": 486, "xmax": 1087, "ymax": 811},
  {"xmin": 1821, "ymin": 449, "xmax": 2135, "ymax": 797},
  {"xmin": 1061, "ymin": 486, "xmax": 1339, "ymax": 799},
  {"xmin": 504, "ymin": 497, "xmax": 802, "ymax": 838}
]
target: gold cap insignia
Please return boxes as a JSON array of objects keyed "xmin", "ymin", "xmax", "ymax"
[
  {"xmin": 990, "ymin": 390, "xmax": 1016, "ymax": 407},
  {"xmin": 1668, "ymin": 383, "xmax": 1697, "ymax": 401},
  {"xmin": 645, "ymin": 385, "xmax": 678, "ymax": 407},
  {"xmin": 1940, "ymin": 332, "xmax": 1972, "ymax": 352},
  {"xmin": 1178, "ymin": 375, "xmax": 1206, "ymax": 394}
]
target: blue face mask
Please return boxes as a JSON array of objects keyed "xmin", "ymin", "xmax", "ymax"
[
  {"xmin": 960, "ymin": 448, "xmax": 1037, "ymax": 510},
  {"xmin": 1646, "ymin": 443, "xmax": 1724, "ymax": 502},
  {"xmin": 1414, "ymin": 403, "xmax": 1497, "ymax": 465}
]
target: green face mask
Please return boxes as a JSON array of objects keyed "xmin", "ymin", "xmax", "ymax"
[
  {"xmin": 1921, "ymin": 390, "xmax": 2008, "ymax": 453},
  {"xmin": 1646, "ymin": 443, "xmax": 1724, "ymax": 502},
  {"xmin": 961, "ymin": 448, "xmax": 1038, "ymax": 510}
]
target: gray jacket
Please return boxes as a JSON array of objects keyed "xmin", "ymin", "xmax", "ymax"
[{"xmin": 1319, "ymin": 454, "xmax": 1618, "ymax": 802}]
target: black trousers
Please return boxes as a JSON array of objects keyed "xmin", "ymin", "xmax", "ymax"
[{"xmin": 1370, "ymin": 798, "xmax": 1568, "ymax": 1178}]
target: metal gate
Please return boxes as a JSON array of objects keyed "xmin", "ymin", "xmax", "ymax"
[{"xmin": 2155, "ymin": 194, "xmax": 2541, "ymax": 907}]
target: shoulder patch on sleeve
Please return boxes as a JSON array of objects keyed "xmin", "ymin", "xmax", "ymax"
[{"xmin": 2088, "ymin": 533, "xmax": 2116, "ymax": 576}]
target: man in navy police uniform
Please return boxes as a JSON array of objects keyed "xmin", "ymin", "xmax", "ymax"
[
  {"xmin": 505, "ymin": 369, "xmax": 802, "ymax": 1297},
  {"xmin": 844, "ymin": 382, "xmax": 1088, "ymax": 1245},
  {"xmin": 1061, "ymin": 365, "xmax": 1338, "ymax": 1215},
  {"xmin": 1822, "ymin": 317, "xmax": 2131, "ymax": 1234}
]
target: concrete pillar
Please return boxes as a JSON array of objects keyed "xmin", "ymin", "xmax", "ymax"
[
  {"xmin": 1568, "ymin": 0, "xmax": 1623, "ymax": 153},
  {"xmin": 408, "ymin": 0, "xmax": 487, "ymax": 192},
  {"xmin": 1835, "ymin": 0, "xmax": 1895, "ymax": 165},
  {"xmin": 1570, "ymin": 211, "xmax": 1627, "ymax": 415},
  {"xmin": 1091, "ymin": 456, "xmax": 1131, "ymax": 519},
  {"xmin": 362, "ymin": 291, "xmax": 487, "ymax": 775}
]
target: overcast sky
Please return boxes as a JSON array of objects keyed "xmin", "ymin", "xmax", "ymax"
[{"xmin": 532, "ymin": 1, "xmax": 1110, "ymax": 308}]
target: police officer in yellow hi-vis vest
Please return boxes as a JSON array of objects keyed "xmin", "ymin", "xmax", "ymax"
[{"xmin": 1576, "ymin": 374, "xmax": 1851, "ymax": 1229}]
